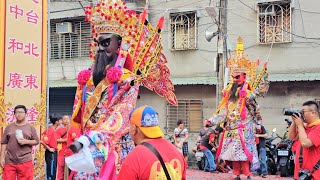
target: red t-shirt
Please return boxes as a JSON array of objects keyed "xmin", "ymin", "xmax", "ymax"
[
  {"xmin": 67, "ymin": 125, "xmax": 81, "ymax": 147},
  {"xmin": 42, "ymin": 126, "xmax": 59, "ymax": 150},
  {"xmin": 200, "ymin": 133, "xmax": 215, "ymax": 150},
  {"xmin": 118, "ymin": 138, "xmax": 186, "ymax": 180},
  {"xmin": 293, "ymin": 124, "xmax": 320, "ymax": 180},
  {"xmin": 292, "ymin": 140, "xmax": 301, "ymax": 179},
  {"xmin": 56, "ymin": 127, "xmax": 68, "ymax": 156}
]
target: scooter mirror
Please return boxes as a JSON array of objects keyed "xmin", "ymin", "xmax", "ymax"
[{"xmin": 272, "ymin": 128, "xmax": 277, "ymax": 133}]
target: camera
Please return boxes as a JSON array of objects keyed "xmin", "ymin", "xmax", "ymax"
[
  {"xmin": 283, "ymin": 108, "xmax": 302, "ymax": 116},
  {"xmin": 298, "ymin": 169, "xmax": 312, "ymax": 180}
]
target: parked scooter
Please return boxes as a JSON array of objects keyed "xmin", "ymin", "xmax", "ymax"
[
  {"xmin": 276, "ymin": 119, "xmax": 294, "ymax": 177},
  {"xmin": 265, "ymin": 128, "xmax": 281, "ymax": 175},
  {"xmin": 194, "ymin": 140, "xmax": 206, "ymax": 170}
]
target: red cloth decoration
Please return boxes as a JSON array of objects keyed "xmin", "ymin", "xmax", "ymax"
[
  {"xmin": 157, "ymin": 16, "xmax": 164, "ymax": 29},
  {"xmin": 239, "ymin": 89, "xmax": 247, "ymax": 120},
  {"xmin": 123, "ymin": 54, "xmax": 133, "ymax": 71},
  {"xmin": 106, "ymin": 67, "xmax": 122, "ymax": 83},
  {"xmin": 64, "ymin": 148, "xmax": 73, "ymax": 157},
  {"xmin": 239, "ymin": 89, "xmax": 247, "ymax": 98},
  {"xmin": 139, "ymin": 9, "xmax": 148, "ymax": 22},
  {"xmin": 77, "ymin": 69, "xmax": 91, "ymax": 85}
]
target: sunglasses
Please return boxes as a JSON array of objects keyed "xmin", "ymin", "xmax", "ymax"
[
  {"xmin": 232, "ymin": 75, "xmax": 241, "ymax": 79},
  {"xmin": 94, "ymin": 37, "xmax": 111, "ymax": 48}
]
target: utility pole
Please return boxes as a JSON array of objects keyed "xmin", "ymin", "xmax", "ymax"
[{"xmin": 216, "ymin": 0, "xmax": 227, "ymax": 107}]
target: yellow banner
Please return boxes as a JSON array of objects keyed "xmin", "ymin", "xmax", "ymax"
[{"xmin": 0, "ymin": 0, "xmax": 47, "ymax": 179}]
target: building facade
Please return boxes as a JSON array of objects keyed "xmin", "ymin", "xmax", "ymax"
[{"xmin": 48, "ymin": 0, "xmax": 320, "ymax": 156}]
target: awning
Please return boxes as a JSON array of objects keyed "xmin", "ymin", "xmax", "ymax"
[{"xmin": 269, "ymin": 72, "xmax": 320, "ymax": 82}]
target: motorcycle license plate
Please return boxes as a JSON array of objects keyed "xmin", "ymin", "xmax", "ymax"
[{"xmin": 278, "ymin": 150, "xmax": 289, "ymax": 156}]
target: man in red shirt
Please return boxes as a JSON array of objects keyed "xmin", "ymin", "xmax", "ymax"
[
  {"xmin": 56, "ymin": 115, "xmax": 72, "ymax": 180},
  {"xmin": 288, "ymin": 101, "xmax": 320, "ymax": 180},
  {"xmin": 118, "ymin": 106, "xmax": 187, "ymax": 180},
  {"xmin": 41, "ymin": 114, "xmax": 62, "ymax": 180}
]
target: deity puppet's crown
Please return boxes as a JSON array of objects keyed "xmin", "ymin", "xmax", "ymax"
[
  {"xmin": 85, "ymin": 0, "xmax": 139, "ymax": 39},
  {"xmin": 227, "ymin": 37, "xmax": 259, "ymax": 81}
]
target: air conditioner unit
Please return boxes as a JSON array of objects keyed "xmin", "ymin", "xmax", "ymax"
[{"xmin": 56, "ymin": 22, "xmax": 73, "ymax": 34}]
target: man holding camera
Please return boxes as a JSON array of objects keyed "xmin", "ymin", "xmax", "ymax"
[{"xmin": 288, "ymin": 101, "xmax": 320, "ymax": 180}]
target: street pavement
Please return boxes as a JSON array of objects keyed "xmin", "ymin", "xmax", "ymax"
[{"xmin": 186, "ymin": 168, "xmax": 293, "ymax": 180}]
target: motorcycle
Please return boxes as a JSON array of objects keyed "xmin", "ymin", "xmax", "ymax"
[
  {"xmin": 265, "ymin": 128, "xmax": 281, "ymax": 175},
  {"xmin": 194, "ymin": 140, "xmax": 206, "ymax": 170},
  {"xmin": 276, "ymin": 119, "xmax": 294, "ymax": 177}
]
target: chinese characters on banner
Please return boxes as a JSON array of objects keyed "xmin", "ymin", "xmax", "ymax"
[{"xmin": 0, "ymin": 0, "xmax": 47, "ymax": 178}]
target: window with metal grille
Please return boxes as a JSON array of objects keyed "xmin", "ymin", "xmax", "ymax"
[
  {"xmin": 169, "ymin": 11, "xmax": 198, "ymax": 50},
  {"xmin": 166, "ymin": 99, "xmax": 203, "ymax": 133},
  {"xmin": 50, "ymin": 18, "xmax": 91, "ymax": 60},
  {"xmin": 257, "ymin": 1, "xmax": 292, "ymax": 44}
]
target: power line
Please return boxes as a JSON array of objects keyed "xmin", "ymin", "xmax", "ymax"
[
  {"xmin": 78, "ymin": 1, "xmax": 85, "ymax": 11},
  {"xmin": 297, "ymin": 0, "xmax": 306, "ymax": 37},
  {"xmin": 238, "ymin": 0, "xmax": 257, "ymax": 13},
  {"xmin": 229, "ymin": 11, "xmax": 257, "ymax": 24},
  {"xmin": 50, "ymin": 8, "xmax": 83, "ymax": 13},
  {"xmin": 150, "ymin": 0, "xmax": 207, "ymax": 17},
  {"xmin": 294, "ymin": 8, "xmax": 320, "ymax": 15},
  {"xmin": 231, "ymin": 0, "xmax": 320, "ymax": 40},
  {"xmin": 150, "ymin": 0, "xmax": 205, "ymax": 7}
]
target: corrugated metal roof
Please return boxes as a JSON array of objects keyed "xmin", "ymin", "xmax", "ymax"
[
  {"xmin": 269, "ymin": 73, "xmax": 320, "ymax": 82},
  {"xmin": 48, "ymin": 76, "xmax": 217, "ymax": 88},
  {"xmin": 48, "ymin": 73, "xmax": 320, "ymax": 88},
  {"xmin": 171, "ymin": 76, "xmax": 217, "ymax": 85}
]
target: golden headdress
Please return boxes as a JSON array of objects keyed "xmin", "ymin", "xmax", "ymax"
[
  {"xmin": 227, "ymin": 37, "xmax": 259, "ymax": 81},
  {"xmin": 83, "ymin": 0, "xmax": 177, "ymax": 105},
  {"xmin": 227, "ymin": 37, "xmax": 269, "ymax": 95},
  {"xmin": 85, "ymin": 0, "xmax": 138, "ymax": 39}
]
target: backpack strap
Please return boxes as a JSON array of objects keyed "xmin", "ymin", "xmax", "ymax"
[{"xmin": 141, "ymin": 142, "xmax": 171, "ymax": 180}]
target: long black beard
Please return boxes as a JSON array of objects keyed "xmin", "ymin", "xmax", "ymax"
[
  {"xmin": 92, "ymin": 51, "xmax": 117, "ymax": 87},
  {"xmin": 229, "ymin": 82, "xmax": 239, "ymax": 102}
]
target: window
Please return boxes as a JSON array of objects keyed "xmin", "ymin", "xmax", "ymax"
[
  {"xmin": 50, "ymin": 18, "xmax": 91, "ymax": 60},
  {"xmin": 166, "ymin": 99, "xmax": 203, "ymax": 133},
  {"xmin": 169, "ymin": 11, "xmax": 198, "ymax": 50},
  {"xmin": 257, "ymin": 1, "xmax": 292, "ymax": 44}
]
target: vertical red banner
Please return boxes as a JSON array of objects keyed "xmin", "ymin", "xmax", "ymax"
[{"xmin": 0, "ymin": 0, "xmax": 47, "ymax": 179}]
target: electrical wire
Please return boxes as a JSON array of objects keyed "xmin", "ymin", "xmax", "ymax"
[
  {"xmin": 50, "ymin": 8, "xmax": 83, "ymax": 14},
  {"xmin": 297, "ymin": 0, "xmax": 306, "ymax": 37},
  {"xmin": 78, "ymin": 1, "xmax": 85, "ymax": 11},
  {"xmin": 150, "ymin": 0, "xmax": 205, "ymax": 7},
  {"xmin": 238, "ymin": 0, "xmax": 257, "ymax": 13},
  {"xmin": 231, "ymin": 0, "xmax": 320, "ymax": 40},
  {"xmin": 150, "ymin": 0, "xmax": 207, "ymax": 17},
  {"xmin": 294, "ymin": 8, "xmax": 320, "ymax": 14},
  {"xmin": 49, "ymin": 0, "xmax": 320, "ymax": 41}
]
